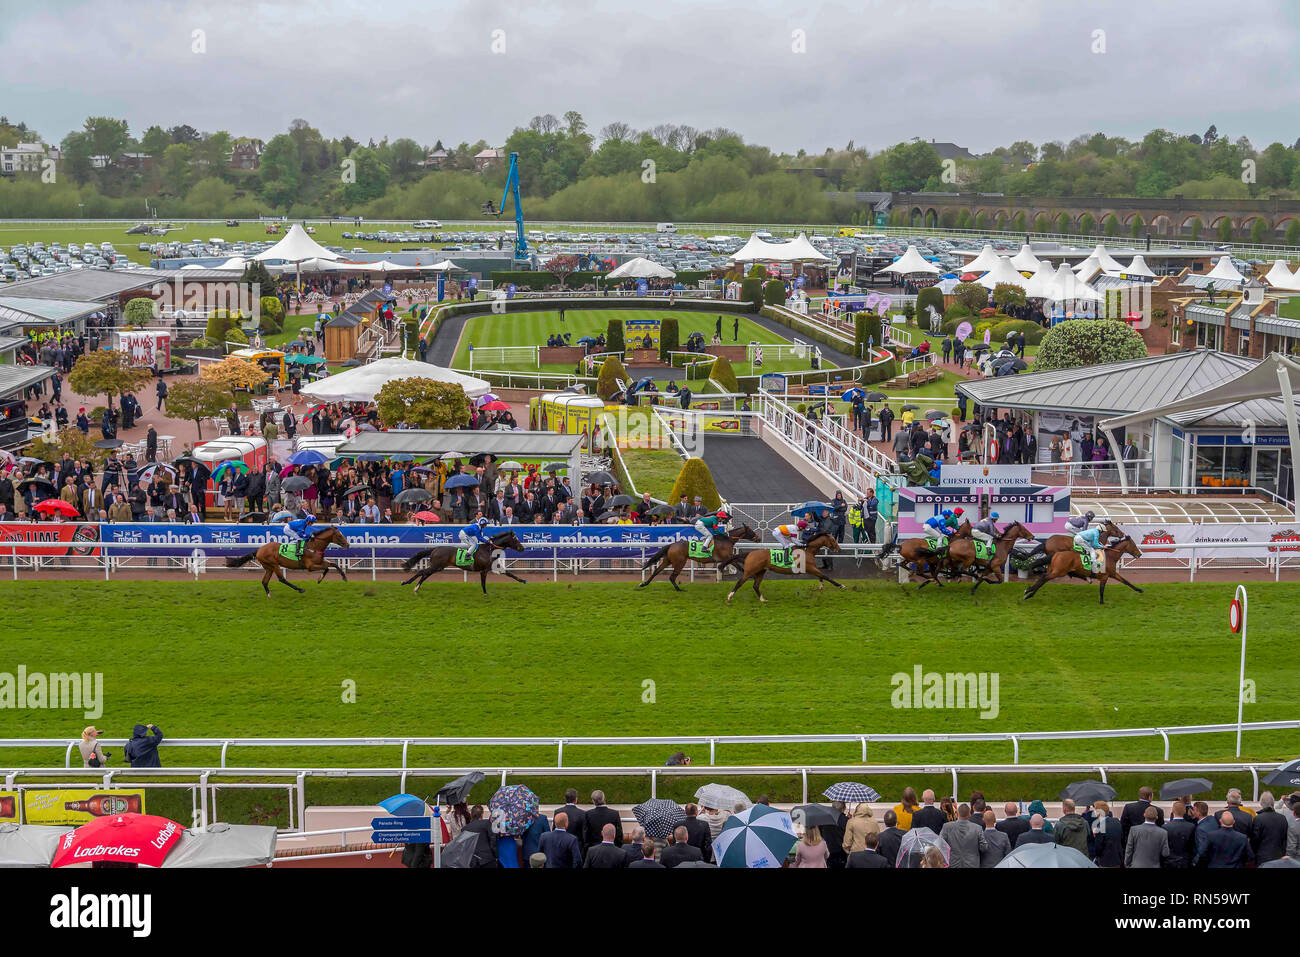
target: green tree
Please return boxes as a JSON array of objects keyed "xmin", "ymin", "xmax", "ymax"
[
  {"xmin": 763, "ymin": 279, "xmax": 786, "ymax": 306},
  {"xmin": 140, "ymin": 125, "xmax": 170, "ymax": 158},
  {"xmin": 658, "ymin": 317, "xmax": 679, "ymax": 362},
  {"xmin": 82, "ymin": 116, "xmax": 129, "ymax": 166},
  {"xmin": 596, "ymin": 355, "xmax": 628, "ymax": 399},
  {"xmin": 667, "ymin": 457, "xmax": 721, "ymax": 511},
  {"xmin": 1033, "ymin": 213, "xmax": 1050, "ymax": 233},
  {"xmin": 1011, "ymin": 211, "xmax": 1026, "ymax": 232},
  {"xmin": 992, "ymin": 283, "xmax": 1027, "ymax": 311},
  {"xmin": 68, "ymin": 350, "xmax": 152, "ymax": 410},
  {"xmin": 1055, "ymin": 211, "xmax": 1071, "ymax": 233},
  {"xmin": 1078, "ymin": 212, "xmax": 1095, "ymax": 235},
  {"xmin": 258, "ymin": 295, "xmax": 285, "ymax": 333},
  {"xmin": 1286, "ymin": 220, "xmax": 1300, "ymax": 246},
  {"xmin": 123, "ymin": 297, "xmax": 155, "ymax": 326},
  {"xmin": 1104, "ymin": 214, "xmax": 1120, "ymax": 237},
  {"xmin": 259, "ymin": 134, "xmax": 302, "ymax": 209},
  {"xmin": 1217, "ymin": 218, "xmax": 1235, "ymax": 243},
  {"xmin": 709, "ymin": 355, "xmax": 739, "ymax": 391},
  {"xmin": 605, "ymin": 318, "xmax": 624, "ymax": 353},
  {"xmin": 1250, "ymin": 218, "xmax": 1268, "ymax": 244},
  {"xmin": 953, "ymin": 282, "xmax": 988, "ymax": 315},
  {"xmin": 161, "ymin": 142, "xmax": 193, "ymax": 195},
  {"xmin": 1033, "ymin": 319, "xmax": 1148, "ymax": 371},
  {"xmin": 877, "ymin": 140, "xmax": 942, "ymax": 191},
  {"xmin": 166, "ymin": 380, "xmax": 230, "ymax": 440},
  {"xmin": 855, "ymin": 312, "xmax": 882, "ymax": 358},
  {"xmin": 374, "ymin": 377, "xmax": 471, "ymax": 428},
  {"xmin": 1130, "ymin": 214, "xmax": 1145, "ymax": 239}
]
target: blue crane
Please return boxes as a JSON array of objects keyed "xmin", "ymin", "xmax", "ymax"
[{"xmin": 482, "ymin": 151, "xmax": 528, "ymax": 263}]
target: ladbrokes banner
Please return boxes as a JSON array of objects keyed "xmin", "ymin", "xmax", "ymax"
[
  {"xmin": 0, "ymin": 789, "xmax": 16, "ymax": 821},
  {"xmin": 1130, "ymin": 523, "xmax": 1300, "ymax": 559},
  {"xmin": 23, "ymin": 789, "xmax": 148, "ymax": 826}
]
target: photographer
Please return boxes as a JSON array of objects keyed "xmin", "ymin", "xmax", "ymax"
[{"xmin": 79, "ymin": 726, "xmax": 109, "ymax": 768}]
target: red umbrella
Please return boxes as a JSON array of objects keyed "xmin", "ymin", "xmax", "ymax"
[
  {"xmin": 303, "ymin": 404, "xmax": 326, "ymax": 418},
  {"xmin": 34, "ymin": 498, "xmax": 79, "ymax": 517},
  {"xmin": 412, "ymin": 510, "xmax": 440, "ymax": 523},
  {"xmin": 959, "ymin": 272, "xmax": 979, "ymax": 281},
  {"xmin": 52, "ymin": 813, "xmax": 183, "ymax": 868},
  {"xmin": 480, "ymin": 400, "xmax": 511, "ymax": 412}
]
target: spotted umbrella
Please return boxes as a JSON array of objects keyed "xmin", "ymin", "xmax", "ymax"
[
  {"xmin": 713, "ymin": 804, "xmax": 797, "ymax": 868},
  {"xmin": 822, "ymin": 782, "xmax": 880, "ymax": 803},
  {"xmin": 633, "ymin": 799, "xmax": 687, "ymax": 840},
  {"xmin": 487, "ymin": 784, "xmax": 540, "ymax": 836},
  {"xmin": 694, "ymin": 783, "xmax": 751, "ymax": 811}
]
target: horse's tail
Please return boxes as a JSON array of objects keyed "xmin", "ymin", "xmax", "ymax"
[
  {"xmin": 641, "ymin": 544, "xmax": 671, "ymax": 569},
  {"xmin": 226, "ymin": 551, "xmax": 258, "ymax": 568},
  {"xmin": 402, "ymin": 547, "xmax": 436, "ymax": 571}
]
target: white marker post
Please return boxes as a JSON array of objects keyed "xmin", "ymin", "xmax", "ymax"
[{"xmin": 1229, "ymin": 585, "xmax": 1248, "ymax": 757}]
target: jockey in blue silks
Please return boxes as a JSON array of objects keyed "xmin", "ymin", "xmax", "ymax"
[{"xmin": 458, "ymin": 517, "xmax": 491, "ymax": 555}]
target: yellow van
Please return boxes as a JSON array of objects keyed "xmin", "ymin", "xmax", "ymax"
[
  {"xmin": 230, "ymin": 347, "xmax": 286, "ymax": 384},
  {"xmin": 838, "ymin": 227, "xmax": 858, "ymax": 238}
]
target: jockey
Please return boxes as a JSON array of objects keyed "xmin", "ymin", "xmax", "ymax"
[
  {"xmin": 971, "ymin": 512, "xmax": 1001, "ymax": 552},
  {"xmin": 923, "ymin": 513, "xmax": 948, "ymax": 543},
  {"xmin": 458, "ymin": 517, "xmax": 491, "ymax": 555},
  {"xmin": 282, "ymin": 513, "xmax": 316, "ymax": 556},
  {"xmin": 694, "ymin": 509, "xmax": 729, "ymax": 550},
  {"xmin": 1074, "ymin": 525, "xmax": 1105, "ymax": 573},
  {"xmin": 773, "ymin": 520, "xmax": 808, "ymax": 559},
  {"xmin": 1064, "ymin": 509, "xmax": 1096, "ymax": 535},
  {"xmin": 944, "ymin": 507, "xmax": 965, "ymax": 533}
]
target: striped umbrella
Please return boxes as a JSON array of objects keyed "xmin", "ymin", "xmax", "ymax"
[
  {"xmin": 633, "ymin": 799, "xmax": 686, "ymax": 839},
  {"xmin": 487, "ymin": 785, "xmax": 539, "ymax": 836},
  {"xmin": 713, "ymin": 804, "xmax": 797, "ymax": 868},
  {"xmin": 822, "ymin": 782, "xmax": 880, "ymax": 803}
]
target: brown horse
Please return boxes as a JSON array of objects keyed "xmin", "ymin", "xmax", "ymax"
[
  {"xmin": 1044, "ymin": 520, "xmax": 1124, "ymax": 557},
  {"xmin": 400, "ymin": 530, "xmax": 527, "ymax": 595},
  {"xmin": 1023, "ymin": 535, "xmax": 1144, "ymax": 604},
  {"xmin": 226, "ymin": 525, "xmax": 350, "ymax": 596},
  {"xmin": 639, "ymin": 524, "xmax": 760, "ymax": 591},
  {"xmin": 948, "ymin": 521, "xmax": 1035, "ymax": 593},
  {"xmin": 726, "ymin": 532, "xmax": 843, "ymax": 603},
  {"xmin": 897, "ymin": 519, "xmax": 971, "ymax": 588}
]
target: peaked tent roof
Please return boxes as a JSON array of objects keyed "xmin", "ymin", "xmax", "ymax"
[
  {"xmin": 606, "ymin": 256, "xmax": 676, "ymax": 279},
  {"xmin": 730, "ymin": 232, "xmax": 831, "ymax": 263},
  {"xmin": 1073, "ymin": 254, "xmax": 1102, "ymax": 276},
  {"xmin": 877, "ymin": 245, "xmax": 940, "ymax": 275},
  {"xmin": 1024, "ymin": 261, "xmax": 1057, "ymax": 298},
  {"xmin": 730, "ymin": 232, "xmax": 787, "ymax": 262},
  {"xmin": 782, "ymin": 233, "xmax": 833, "ymax": 262},
  {"xmin": 1045, "ymin": 262, "xmax": 1103, "ymax": 302},
  {"xmin": 1205, "ymin": 255, "xmax": 1246, "ymax": 285},
  {"xmin": 1101, "ymin": 353, "xmax": 1300, "ymax": 430},
  {"xmin": 1091, "ymin": 244, "xmax": 1125, "ymax": 272},
  {"xmin": 978, "ymin": 256, "xmax": 1029, "ymax": 290},
  {"xmin": 1118, "ymin": 255, "xmax": 1156, "ymax": 278},
  {"xmin": 960, "ymin": 244, "xmax": 998, "ymax": 274},
  {"xmin": 299, "ymin": 356, "xmax": 491, "ymax": 402},
  {"xmin": 252, "ymin": 224, "xmax": 340, "ymax": 262},
  {"xmin": 1263, "ymin": 259, "xmax": 1300, "ymax": 290},
  {"xmin": 957, "ymin": 349, "xmax": 1259, "ymax": 415},
  {"xmin": 1009, "ymin": 244, "xmax": 1042, "ymax": 271}
]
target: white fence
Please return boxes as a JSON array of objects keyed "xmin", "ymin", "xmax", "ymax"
[
  {"xmin": 468, "ymin": 344, "xmax": 539, "ymax": 369},
  {"xmin": 757, "ymin": 388, "xmax": 894, "ymax": 497}
]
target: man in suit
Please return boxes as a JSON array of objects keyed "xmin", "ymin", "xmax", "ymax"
[
  {"xmin": 1192, "ymin": 801, "xmax": 1219, "ymax": 859},
  {"xmin": 1195, "ymin": 811, "xmax": 1253, "ymax": 868},
  {"xmin": 996, "ymin": 801, "xmax": 1030, "ymax": 849},
  {"xmin": 1287, "ymin": 795, "xmax": 1300, "ymax": 859},
  {"xmin": 910, "ymin": 790, "xmax": 947, "ymax": 834},
  {"xmin": 1015, "ymin": 814, "xmax": 1054, "ymax": 847},
  {"xmin": 682, "ymin": 804, "xmax": 714, "ymax": 863},
  {"xmin": 979, "ymin": 810, "xmax": 1012, "ymax": 867},
  {"xmin": 939, "ymin": 803, "xmax": 988, "ymax": 868},
  {"xmin": 1249, "ymin": 792, "xmax": 1290, "ymax": 865},
  {"xmin": 582, "ymin": 823, "xmax": 627, "ymax": 868},
  {"xmin": 583, "ymin": 790, "xmax": 622, "ymax": 849},
  {"xmin": 1217, "ymin": 789, "xmax": 1254, "ymax": 837},
  {"xmin": 1125, "ymin": 806, "xmax": 1171, "ymax": 868},
  {"xmin": 537, "ymin": 811, "xmax": 582, "ymax": 868},
  {"xmin": 1120, "ymin": 786, "xmax": 1164, "ymax": 850},
  {"xmin": 554, "ymin": 789, "xmax": 588, "ymax": 852},
  {"xmin": 875, "ymin": 810, "xmax": 905, "ymax": 868},
  {"xmin": 673, "ymin": 494, "xmax": 692, "ymax": 522},
  {"xmin": 660, "ymin": 826, "xmax": 703, "ymax": 868},
  {"xmin": 1163, "ymin": 800, "xmax": 1197, "ymax": 868},
  {"xmin": 622, "ymin": 827, "xmax": 646, "ymax": 865},
  {"xmin": 846, "ymin": 831, "xmax": 890, "ymax": 868},
  {"xmin": 628, "ymin": 840, "xmax": 664, "ymax": 868}
]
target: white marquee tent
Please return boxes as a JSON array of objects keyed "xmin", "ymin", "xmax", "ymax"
[
  {"xmin": 1009, "ymin": 244, "xmax": 1042, "ymax": 271},
  {"xmin": 252, "ymin": 224, "xmax": 340, "ymax": 263},
  {"xmin": 877, "ymin": 245, "xmax": 940, "ymax": 275},
  {"xmin": 730, "ymin": 231, "xmax": 831, "ymax": 263},
  {"xmin": 300, "ymin": 356, "xmax": 492, "ymax": 403},
  {"xmin": 978, "ymin": 256, "xmax": 1029, "ymax": 290},
  {"xmin": 606, "ymin": 257, "xmax": 676, "ymax": 279},
  {"xmin": 1118, "ymin": 255, "xmax": 1156, "ymax": 279},
  {"xmin": 1024, "ymin": 261, "xmax": 1057, "ymax": 298},
  {"xmin": 1263, "ymin": 259, "xmax": 1300, "ymax": 290},
  {"xmin": 960, "ymin": 244, "xmax": 998, "ymax": 275},
  {"xmin": 1090, "ymin": 244, "xmax": 1125, "ymax": 273},
  {"xmin": 1206, "ymin": 255, "xmax": 1246, "ymax": 285},
  {"xmin": 1045, "ymin": 262, "xmax": 1103, "ymax": 302}
]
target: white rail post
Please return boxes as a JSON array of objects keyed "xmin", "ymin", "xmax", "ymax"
[{"xmin": 1233, "ymin": 585, "xmax": 1248, "ymax": 758}]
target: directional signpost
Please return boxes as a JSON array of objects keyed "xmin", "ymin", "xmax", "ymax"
[{"xmin": 371, "ymin": 815, "xmax": 432, "ymax": 845}]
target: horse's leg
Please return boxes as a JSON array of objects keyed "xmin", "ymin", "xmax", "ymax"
[
  {"xmin": 668, "ymin": 558, "xmax": 686, "ymax": 592},
  {"xmin": 809, "ymin": 566, "xmax": 844, "ymax": 590},
  {"xmin": 275, "ymin": 568, "xmax": 304, "ymax": 593},
  {"xmin": 725, "ymin": 563, "xmax": 752, "ymax": 602},
  {"xmin": 479, "ymin": 569, "xmax": 488, "ymax": 594},
  {"xmin": 260, "ymin": 561, "xmax": 273, "ymax": 597},
  {"xmin": 315, "ymin": 561, "xmax": 329, "ymax": 583},
  {"xmin": 502, "ymin": 570, "xmax": 528, "ymax": 584},
  {"xmin": 328, "ymin": 559, "xmax": 348, "ymax": 582},
  {"xmin": 1111, "ymin": 570, "xmax": 1144, "ymax": 593},
  {"xmin": 1098, "ymin": 577, "xmax": 1106, "ymax": 604},
  {"xmin": 752, "ymin": 570, "xmax": 767, "ymax": 603},
  {"xmin": 638, "ymin": 560, "xmax": 662, "ymax": 587},
  {"xmin": 412, "ymin": 567, "xmax": 435, "ymax": 595}
]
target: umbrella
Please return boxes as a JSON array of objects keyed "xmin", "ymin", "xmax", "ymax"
[
  {"xmin": 344, "ymin": 484, "xmax": 372, "ymax": 497},
  {"xmin": 439, "ymin": 451, "xmax": 467, "ymax": 461},
  {"xmin": 584, "ymin": 470, "xmax": 615, "ymax": 486},
  {"xmin": 594, "ymin": 510, "xmax": 621, "ymax": 523},
  {"xmin": 51, "ymin": 813, "xmax": 184, "ymax": 868},
  {"xmin": 1058, "ymin": 780, "xmax": 1117, "ymax": 805},
  {"xmin": 303, "ymin": 404, "xmax": 326, "ymax": 418},
  {"xmin": 435, "ymin": 771, "xmax": 485, "ymax": 806},
  {"xmin": 1262, "ymin": 758, "xmax": 1300, "ymax": 790},
  {"xmin": 902, "ymin": 404, "xmax": 919, "ymax": 412},
  {"xmin": 1159, "ymin": 777, "xmax": 1213, "ymax": 799},
  {"xmin": 411, "ymin": 465, "xmax": 437, "ymax": 474},
  {"xmin": 675, "ymin": 860, "xmax": 717, "ymax": 868},
  {"xmin": 92, "ymin": 439, "xmax": 123, "ymax": 449},
  {"xmin": 865, "ymin": 391, "xmax": 887, "ymax": 401},
  {"xmin": 288, "ymin": 449, "xmax": 329, "ymax": 467},
  {"xmin": 444, "ymin": 474, "xmax": 480, "ymax": 490},
  {"xmin": 576, "ymin": 336, "xmax": 597, "ymax": 344},
  {"xmin": 281, "ymin": 476, "xmax": 312, "ymax": 492},
  {"xmin": 790, "ymin": 501, "xmax": 831, "ymax": 519},
  {"xmin": 341, "ymin": 359, "xmax": 362, "ymax": 367},
  {"xmin": 473, "ymin": 393, "xmax": 500, "ymax": 408},
  {"xmin": 411, "ymin": 510, "xmax": 440, "ymax": 523},
  {"xmin": 822, "ymin": 782, "xmax": 881, "ymax": 803},
  {"xmin": 695, "ymin": 783, "xmax": 751, "ymax": 811},
  {"xmin": 713, "ymin": 804, "xmax": 798, "ymax": 868},
  {"xmin": 387, "ymin": 452, "xmax": 414, "ymax": 462},
  {"xmin": 996, "ymin": 843, "xmax": 1098, "ymax": 869},
  {"xmin": 394, "ymin": 488, "xmax": 432, "ymax": 505},
  {"xmin": 160, "ymin": 823, "xmax": 278, "ymax": 869},
  {"xmin": 487, "ymin": 784, "xmax": 540, "ymax": 836},
  {"xmin": 480, "ymin": 400, "xmax": 510, "ymax": 412},
  {"xmin": 172, "ymin": 455, "xmax": 207, "ymax": 471},
  {"xmin": 239, "ymin": 512, "xmax": 268, "ymax": 523},
  {"xmin": 468, "ymin": 453, "xmax": 494, "ymax": 466},
  {"xmin": 441, "ymin": 826, "xmax": 494, "ymax": 868},
  {"xmin": 543, "ymin": 462, "xmax": 568, "ymax": 473},
  {"xmin": 924, "ymin": 409, "xmax": 945, "ymax": 420},
  {"xmin": 633, "ymin": 799, "xmax": 687, "ymax": 840},
  {"xmin": 17, "ymin": 477, "xmax": 56, "ymax": 495},
  {"xmin": 378, "ymin": 793, "xmax": 429, "ymax": 817},
  {"xmin": 0, "ymin": 822, "xmax": 73, "ymax": 867},
  {"xmin": 791, "ymin": 804, "xmax": 840, "ymax": 830},
  {"xmin": 840, "ymin": 387, "xmax": 864, "ymax": 401},
  {"xmin": 608, "ymin": 494, "xmax": 636, "ymax": 507},
  {"xmin": 895, "ymin": 826, "xmax": 950, "ymax": 868},
  {"xmin": 649, "ymin": 504, "xmax": 675, "ymax": 517},
  {"xmin": 498, "ymin": 460, "xmax": 524, "ymax": 471},
  {"xmin": 269, "ymin": 510, "xmax": 295, "ymax": 522},
  {"xmin": 138, "ymin": 463, "xmax": 177, "ymax": 483},
  {"xmin": 33, "ymin": 498, "xmax": 79, "ymax": 517},
  {"xmin": 211, "ymin": 460, "xmax": 250, "ymax": 479}
]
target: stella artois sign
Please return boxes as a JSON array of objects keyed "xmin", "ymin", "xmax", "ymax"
[
  {"xmin": 1140, "ymin": 528, "xmax": 1177, "ymax": 553},
  {"xmin": 1267, "ymin": 528, "xmax": 1300, "ymax": 552}
]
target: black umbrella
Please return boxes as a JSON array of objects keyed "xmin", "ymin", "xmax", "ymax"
[
  {"xmin": 594, "ymin": 510, "xmax": 621, "ymax": 523},
  {"xmin": 543, "ymin": 462, "xmax": 568, "ymax": 473},
  {"xmin": 344, "ymin": 484, "xmax": 372, "ymax": 497},
  {"xmin": 1159, "ymin": 777, "xmax": 1213, "ymax": 800},
  {"xmin": 649, "ymin": 504, "xmax": 675, "ymax": 517},
  {"xmin": 608, "ymin": 494, "xmax": 636, "ymax": 507},
  {"xmin": 902, "ymin": 404, "xmax": 920, "ymax": 412},
  {"xmin": 239, "ymin": 511, "xmax": 268, "ymax": 523},
  {"xmin": 93, "ymin": 439, "xmax": 123, "ymax": 449},
  {"xmin": 1058, "ymin": 780, "xmax": 1117, "ymax": 805},
  {"xmin": 394, "ymin": 488, "xmax": 432, "ymax": 505},
  {"xmin": 584, "ymin": 470, "xmax": 615, "ymax": 486},
  {"xmin": 791, "ymin": 804, "xmax": 840, "ymax": 829},
  {"xmin": 1262, "ymin": 758, "xmax": 1300, "ymax": 790},
  {"xmin": 441, "ymin": 827, "xmax": 492, "ymax": 869},
  {"xmin": 632, "ymin": 799, "xmax": 686, "ymax": 840},
  {"xmin": 16, "ymin": 477, "xmax": 56, "ymax": 494},
  {"xmin": 341, "ymin": 359, "xmax": 362, "ymax": 367},
  {"xmin": 281, "ymin": 476, "xmax": 312, "ymax": 492},
  {"xmin": 674, "ymin": 860, "xmax": 717, "ymax": 868},
  {"xmin": 865, "ymin": 391, "xmax": 887, "ymax": 401},
  {"xmin": 435, "ymin": 770, "xmax": 485, "ymax": 806},
  {"xmin": 469, "ymin": 453, "xmax": 495, "ymax": 467}
]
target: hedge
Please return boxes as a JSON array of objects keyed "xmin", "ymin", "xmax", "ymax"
[
  {"xmin": 258, "ymin": 295, "xmax": 285, "ymax": 334},
  {"xmin": 763, "ymin": 279, "xmax": 787, "ymax": 307},
  {"xmin": 854, "ymin": 313, "xmax": 882, "ymax": 359},
  {"xmin": 709, "ymin": 356, "xmax": 740, "ymax": 392},
  {"xmin": 605, "ymin": 317, "xmax": 625, "ymax": 353},
  {"xmin": 989, "ymin": 318, "xmax": 1047, "ymax": 345},
  {"xmin": 915, "ymin": 286, "xmax": 945, "ymax": 327},
  {"xmin": 667, "ymin": 457, "xmax": 721, "ymax": 512},
  {"xmin": 740, "ymin": 277, "xmax": 764, "ymax": 310},
  {"xmin": 596, "ymin": 355, "xmax": 628, "ymax": 399},
  {"xmin": 658, "ymin": 317, "xmax": 679, "ymax": 362}
]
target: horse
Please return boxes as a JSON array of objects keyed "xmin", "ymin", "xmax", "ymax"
[
  {"xmin": 226, "ymin": 525, "xmax": 350, "ymax": 596},
  {"xmin": 946, "ymin": 521, "xmax": 1035, "ymax": 594},
  {"xmin": 725, "ymin": 532, "xmax": 843, "ymax": 603},
  {"xmin": 896, "ymin": 519, "xmax": 971, "ymax": 588},
  {"xmin": 1043, "ymin": 520, "xmax": 1124, "ymax": 557},
  {"xmin": 638, "ymin": 524, "xmax": 760, "ymax": 591},
  {"xmin": 400, "ymin": 530, "xmax": 527, "ymax": 595},
  {"xmin": 1022, "ymin": 535, "xmax": 1144, "ymax": 604}
]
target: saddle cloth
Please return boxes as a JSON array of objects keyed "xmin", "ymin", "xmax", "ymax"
[
  {"xmin": 688, "ymin": 540, "xmax": 713, "ymax": 559},
  {"xmin": 455, "ymin": 547, "xmax": 478, "ymax": 568},
  {"xmin": 278, "ymin": 541, "xmax": 304, "ymax": 561}
]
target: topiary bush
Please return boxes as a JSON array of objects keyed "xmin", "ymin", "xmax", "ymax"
[
  {"xmin": 854, "ymin": 313, "xmax": 883, "ymax": 359},
  {"xmin": 596, "ymin": 355, "xmax": 628, "ymax": 400},
  {"xmin": 226, "ymin": 327, "xmax": 249, "ymax": 345},
  {"xmin": 740, "ymin": 277, "xmax": 764, "ymax": 311},
  {"xmin": 762, "ymin": 279, "xmax": 786, "ymax": 306},
  {"xmin": 989, "ymin": 318, "xmax": 1047, "ymax": 345},
  {"xmin": 1033, "ymin": 319, "xmax": 1149, "ymax": 371},
  {"xmin": 605, "ymin": 318, "xmax": 625, "ymax": 354},
  {"xmin": 123, "ymin": 297, "xmax": 156, "ymax": 326},
  {"xmin": 258, "ymin": 295, "xmax": 285, "ymax": 334},
  {"xmin": 668, "ymin": 457, "xmax": 721, "ymax": 512},
  {"xmin": 709, "ymin": 356, "xmax": 740, "ymax": 392},
  {"xmin": 658, "ymin": 317, "xmax": 679, "ymax": 363},
  {"xmin": 915, "ymin": 286, "xmax": 945, "ymax": 327}
]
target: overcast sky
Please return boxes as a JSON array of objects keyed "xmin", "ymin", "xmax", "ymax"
[{"xmin": 3, "ymin": 0, "xmax": 1299, "ymax": 154}]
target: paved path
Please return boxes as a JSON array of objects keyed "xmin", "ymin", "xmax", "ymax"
[{"xmin": 700, "ymin": 436, "xmax": 825, "ymax": 502}]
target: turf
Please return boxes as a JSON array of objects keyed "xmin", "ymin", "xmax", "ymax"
[{"xmin": 449, "ymin": 309, "xmax": 820, "ymax": 376}]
